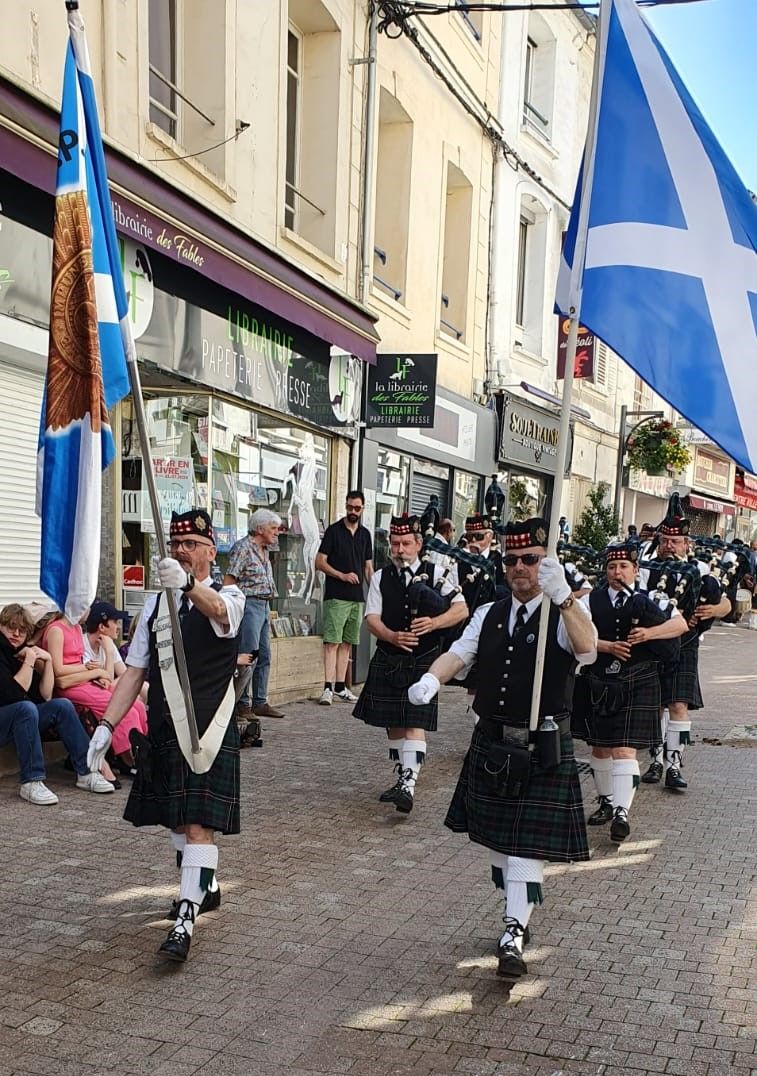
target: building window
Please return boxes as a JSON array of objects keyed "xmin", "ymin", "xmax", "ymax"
[
  {"xmin": 522, "ymin": 17, "xmax": 556, "ymax": 139},
  {"xmin": 284, "ymin": 1, "xmax": 340, "ymax": 254},
  {"xmin": 454, "ymin": 0, "xmax": 483, "ymax": 42},
  {"xmin": 440, "ymin": 163, "xmax": 473, "ymax": 343},
  {"xmin": 373, "ymin": 89, "xmax": 413, "ymax": 304},
  {"xmin": 514, "ymin": 195, "xmax": 547, "ymax": 355},
  {"xmin": 515, "ymin": 217, "xmax": 529, "ymax": 328},
  {"xmin": 149, "ymin": 0, "xmax": 179, "ymax": 139}
]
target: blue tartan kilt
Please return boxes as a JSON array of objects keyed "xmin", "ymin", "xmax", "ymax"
[
  {"xmin": 123, "ymin": 718, "xmax": 241, "ymax": 835},
  {"xmin": 352, "ymin": 646, "xmax": 440, "ymax": 731},
  {"xmin": 574, "ymin": 660, "xmax": 662, "ymax": 748},
  {"xmin": 660, "ymin": 638, "xmax": 703, "ymax": 709},
  {"xmin": 445, "ymin": 726, "xmax": 590, "ymax": 863}
]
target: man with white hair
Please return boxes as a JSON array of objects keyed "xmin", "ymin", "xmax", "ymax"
[{"xmin": 224, "ymin": 508, "xmax": 285, "ymax": 720}]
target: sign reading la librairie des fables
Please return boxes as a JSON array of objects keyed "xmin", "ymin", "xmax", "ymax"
[{"xmin": 366, "ymin": 353, "xmax": 437, "ymax": 427}]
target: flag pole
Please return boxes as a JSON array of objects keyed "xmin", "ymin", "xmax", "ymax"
[
  {"xmin": 63, "ymin": 0, "xmax": 202, "ymax": 756},
  {"xmin": 527, "ymin": 0, "xmax": 609, "ymax": 737}
]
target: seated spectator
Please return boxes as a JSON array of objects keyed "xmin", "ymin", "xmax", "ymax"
[
  {"xmin": 84, "ymin": 601, "xmax": 148, "ymax": 707},
  {"xmin": 42, "ymin": 608, "xmax": 148, "ymax": 774},
  {"xmin": 0, "ymin": 604, "xmax": 114, "ymax": 804}
]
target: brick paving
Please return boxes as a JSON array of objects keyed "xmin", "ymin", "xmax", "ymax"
[{"xmin": 1, "ymin": 623, "xmax": 755, "ymax": 1076}]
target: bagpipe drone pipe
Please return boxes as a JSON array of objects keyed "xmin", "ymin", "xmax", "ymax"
[
  {"xmin": 689, "ymin": 537, "xmax": 752, "ymax": 629},
  {"xmin": 639, "ymin": 555, "xmax": 703, "ymax": 624},
  {"xmin": 556, "ymin": 541, "xmax": 606, "ymax": 591},
  {"xmin": 423, "ymin": 535, "xmax": 502, "ymax": 613},
  {"xmin": 405, "ymin": 541, "xmax": 463, "ymax": 619}
]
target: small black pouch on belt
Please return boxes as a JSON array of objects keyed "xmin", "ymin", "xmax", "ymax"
[
  {"xmin": 483, "ymin": 740, "xmax": 531, "ymax": 798},
  {"xmin": 129, "ymin": 728, "xmax": 154, "ymax": 788}
]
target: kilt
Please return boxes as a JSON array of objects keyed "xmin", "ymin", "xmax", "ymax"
[
  {"xmin": 353, "ymin": 645, "xmax": 440, "ymax": 731},
  {"xmin": 575, "ymin": 661, "xmax": 662, "ymax": 748},
  {"xmin": 123, "ymin": 718, "xmax": 240, "ymax": 834},
  {"xmin": 444, "ymin": 725, "xmax": 590, "ymax": 863},
  {"xmin": 661, "ymin": 638, "xmax": 703, "ymax": 709}
]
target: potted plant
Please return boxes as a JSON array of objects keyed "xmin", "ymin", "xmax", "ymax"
[{"xmin": 626, "ymin": 419, "xmax": 691, "ymax": 475}]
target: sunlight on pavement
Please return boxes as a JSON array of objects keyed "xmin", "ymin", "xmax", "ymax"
[{"xmin": 547, "ymin": 852, "xmax": 652, "ymax": 876}]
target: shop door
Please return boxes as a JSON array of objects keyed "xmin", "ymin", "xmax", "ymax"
[
  {"xmin": 411, "ymin": 472, "xmax": 449, "ymax": 520},
  {"xmin": 0, "ymin": 363, "xmax": 47, "ymax": 605}
]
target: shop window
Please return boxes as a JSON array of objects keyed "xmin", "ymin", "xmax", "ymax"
[
  {"xmin": 522, "ymin": 17, "xmax": 556, "ymax": 140},
  {"xmin": 514, "ymin": 194, "xmax": 547, "ymax": 356},
  {"xmin": 285, "ymin": 0, "xmax": 340, "ymax": 254},
  {"xmin": 440, "ymin": 162, "xmax": 473, "ymax": 343},
  {"xmin": 452, "ymin": 471, "xmax": 482, "ymax": 539},
  {"xmin": 373, "ymin": 89, "xmax": 413, "ymax": 304},
  {"xmin": 375, "ymin": 449, "xmax": 411, "ymax": 567},
  {"xmin": 147, "ymin": 0, "xmax": 229, "ymax": 177}
]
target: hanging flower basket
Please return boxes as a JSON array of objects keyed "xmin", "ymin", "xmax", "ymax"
[{"xmin": 626, "ymin": 419, "xmax": 691, "ymax": 475}]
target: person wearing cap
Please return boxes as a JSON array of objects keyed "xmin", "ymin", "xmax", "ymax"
[
  {"xmin": 86, "ymin": 509, "xmax": 245, "ymax": 963},
  {"xmin": 639, "ymin": 497, "xmax": 731, "ymax": 790},
  {"xmin": 0, "ymin": 604, "xmax": 114, "ymax": 804},
  {"xmin": 224, "ymin": 508, "xmax": 285, "ymax": 720},
  {"xmin": 462, "ymin": 513, "xmax": 506, "ymax": 595},
  {"xmin": 353, "ymin": 513, "xmax": 467, "ymax": 814},
  {"xmin": 573, "ymin": 543, "xmax": 688, "ymax": 843},
  {"xmin": 83, "ymin": 601, "xmax": 148, "ymax": 712},
  {"xmin": 408, "ymin": 518, "xmax": 597, "ymax": 981}
]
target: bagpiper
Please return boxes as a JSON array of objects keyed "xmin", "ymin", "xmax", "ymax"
[{"xmin": 352, "ymin": 514, "xmax": 467, "ymax": 813}]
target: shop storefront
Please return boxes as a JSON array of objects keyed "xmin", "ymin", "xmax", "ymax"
[
  {"xmin": 623, "ymin": 470, "xmax": 675, "ymax": 534},
  {"xmin": 682, "ymin": 446, "xmax": 736, "ymax": 538},
  {"xmin": 733, "ymin": 473, "xmax": 757, "ymax": 542},
  {"xmin": 496, "ymin": 392, "xmax": 572, "ymax": 522},
  {"xmin": 362, "ymin": 386, "xmax": 498, "ymax": 567}
]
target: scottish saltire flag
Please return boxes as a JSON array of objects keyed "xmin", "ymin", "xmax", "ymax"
[
  {"xmin": 37, "ymin": 6, "xmax": 131, "ymax": 621},
  {"xmin": 556, "ymin": 0, "xmax": 757, "ymax": 473}
]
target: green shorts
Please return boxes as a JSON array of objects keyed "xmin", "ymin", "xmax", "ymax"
[{"xmin": 322, "ymin": 599, "xmax": 363, "ymax": 645}]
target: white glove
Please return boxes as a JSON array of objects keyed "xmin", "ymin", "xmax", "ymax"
[
  {"xmin": 408, "ymin": 672, "xmax": 440, "ymax": 706},
  {"xmin": 158, "ymin": 557, "xmax": 190, "ymax": 590},
  {"xmin": 86, "ymin": 724, "xmax": 112, "ymax": 773},
  {"xmin": 538, "ymin": 557, "xmax": 572, "ymax": 606}
]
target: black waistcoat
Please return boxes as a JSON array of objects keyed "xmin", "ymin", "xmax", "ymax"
[
  {"xmin": 472, "ymin": 597, "xmax": 576, "ymax": 725},
  {"xmin": 589, "ymin": 589, "xmax": 660, "ymax": 670},
  {"xmin": 147, "ymin": 585, "xmax": 239, "ymax": 736},
  {"xmin": 378, "ymin": 563, "xmax": 442, "ymax": 656}
]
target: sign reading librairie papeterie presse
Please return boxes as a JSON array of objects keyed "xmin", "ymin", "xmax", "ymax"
[{"xmin": 366, "ymin": 353, "xmax": 437, "ymax": 427}]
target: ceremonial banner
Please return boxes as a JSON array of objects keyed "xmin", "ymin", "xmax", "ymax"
[
  {"xmin": 37, "ymin": 6, "xmax": 131, "ymax": 620},
  {"xmin": 556, "ymin": 0, "xmax": 757, "ymax": 473}
]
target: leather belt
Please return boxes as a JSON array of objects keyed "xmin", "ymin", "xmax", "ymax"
[{"xmin": 476, "ymin": 713, "xmax": 570, "ymax": 745}]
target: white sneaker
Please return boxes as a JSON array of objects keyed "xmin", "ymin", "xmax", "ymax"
[
  {"xmin": 334, "ymin": 687, "xmax": 358, "ymax": 703},
  {"xmin": 76, "ymin": 772, "xmax": 116, "ymax": 794},
  {"xmin": 19, "ymin": 780, "xmax": 59, "ymax": 806},
  {"xmin": 319, "ymin": 688, "xmax": 333, "ymax": 705}
]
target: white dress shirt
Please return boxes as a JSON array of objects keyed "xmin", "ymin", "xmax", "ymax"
[{"xmin": 364, "ymin": 558, "xmax": 464, "ymax": 618}]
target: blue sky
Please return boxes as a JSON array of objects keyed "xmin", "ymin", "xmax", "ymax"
[{"xmin": 645, "ymin": 0, "xmax": 757, "ymax": 191}]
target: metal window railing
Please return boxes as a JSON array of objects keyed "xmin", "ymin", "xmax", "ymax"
[
  {"xmin": 440, "ymin": 293, "xmax": 463, "ymax": 340},
  {"xmin": 148, "ymin": 63, "xmax": 216, "ymax": 127},
  {"xmin": 373, "ymin": 246, "xmax": 403, "ymax": 301},
  {"xmin": 285, "ymin": 181, "xmax": 326, "ymax": 217}
]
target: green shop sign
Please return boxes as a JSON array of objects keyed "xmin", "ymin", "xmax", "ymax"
[{"xmin": 366, "ymin": 353, "xmax": 437, "ymax": 428}]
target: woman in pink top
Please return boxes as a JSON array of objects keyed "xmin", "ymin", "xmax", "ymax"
[{"xmin": 42, "ymin": 614, "xmax": 148, "ymax": 768}]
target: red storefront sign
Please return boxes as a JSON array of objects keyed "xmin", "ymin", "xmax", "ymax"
[{"xmin": 734, "ymin": 475, "xmax": 757, "ymax": 512}]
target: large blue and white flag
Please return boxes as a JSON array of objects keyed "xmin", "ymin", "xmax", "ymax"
[
  {"xmin": 37, "ymin": 6, "xmax": 131, "ymax": 621},
  {"xmin": 556, "ymin": 0, "xmax": 757, "ymax": 472}
]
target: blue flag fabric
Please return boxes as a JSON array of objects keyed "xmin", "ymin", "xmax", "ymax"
[
  {"xmin": 556, "ymin": 0, "xmax": 757, "ymax": 473},
  {"xmin": 37, "ymin": 8, "xmax": 131, "ymax": 621}
]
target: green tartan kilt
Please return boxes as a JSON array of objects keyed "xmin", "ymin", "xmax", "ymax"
[
  {"xmin": 352, "ymin": 645, "xmax": 440, "ymax": 731},
  {"xmin": 445, "ymin": 726, "xmax": 590, "ymax": 863},
  {"xmin": 575, "ymin": 660, "xmax": 662, "ymax": 748},
  {"xmin": 123, "ymin": 719, "xmax": 241, "ymax": 835},
  {"xmin": 660, "ymin": 638, "xmax": 703, "ymax": 709}
]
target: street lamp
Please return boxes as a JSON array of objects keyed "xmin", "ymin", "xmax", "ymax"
[{"xmin": 613, "ymin": 405, "xmax": 665, "ymax": 523}]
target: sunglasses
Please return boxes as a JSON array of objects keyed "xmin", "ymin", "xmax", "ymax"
[
  {"xmin": 346, "ymin": 503, "xmax": 364, "ymax": 511},
  {"xmin": 169, "ymin": 539, "xmax": 213, "ymax": 552},
  {"xmin": 504, "ymin": 553, "xmax": 543, "ymax": 567}
]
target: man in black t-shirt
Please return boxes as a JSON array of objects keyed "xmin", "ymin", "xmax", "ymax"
[{"xmin": 315, "ymin": 491, "xmax": 374, "ymax": 705}]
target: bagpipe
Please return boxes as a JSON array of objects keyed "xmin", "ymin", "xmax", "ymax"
[
  {"xmin": 689, "ymin": 537, "xmax": 752, "ymax": 624},
  {"xmin": 397, "ymin": 542, "xmax": 462, "ymax": 619},
  {"xmin": 556, "ymin": 541, "xmax": 605, "ymax": 590},
  {"xmin": 422, "ymin": 536, "xmax": 499, "ymax": 613},
  {"xmin": 638, "ymin": 556, "xmax": 703, "ymax": 622}
]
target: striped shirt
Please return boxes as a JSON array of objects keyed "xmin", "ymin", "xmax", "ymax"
[{"xmin": 226, "ymin": 535, "xmax": 275, "ymax": 598}]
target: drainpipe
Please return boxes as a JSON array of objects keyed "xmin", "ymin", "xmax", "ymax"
[
  {"xmin": 487, "ymin": 24, "xmax": 511, "ymax": 390},
  {"xmin": 359, "ymin": 4, "xmax": 378, "ymax": 305}
]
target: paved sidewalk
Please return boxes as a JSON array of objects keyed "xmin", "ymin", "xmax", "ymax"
[{"xmin": 1, "ymin": 624, "xmax": 755, "ymax": 1076}]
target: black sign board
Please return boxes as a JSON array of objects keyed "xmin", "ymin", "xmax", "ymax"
[{"xmin": 366, "ymin": 353, "xmax": 437, "ymax": 427}]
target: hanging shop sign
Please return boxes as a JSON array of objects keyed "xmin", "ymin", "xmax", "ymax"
[
  {"xmin": 365, "ymin": 353, "xmax": 437, "ymax": 428},
  {"xmin": 693, "ymin": 446, "xmax": 734, "ymax": 498},
  {"xmin": 556, "ymin": 317, "xmax": 595, "ymax": 380},
  {"xmin": 500, "ymin": 393, "xmax": 571, "ymax": 476}
]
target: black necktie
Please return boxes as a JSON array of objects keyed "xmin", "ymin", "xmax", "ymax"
[
  {"xmin": 614, "ymin": 593, "xmax": 626, "ymax": 610},
  {"xmin": 513, "ymin": 604, "xmax": 528, "ymax": 638},
  {"xmin": 179, "ymin": 593, "xmax": 190, "ymax": 623}
]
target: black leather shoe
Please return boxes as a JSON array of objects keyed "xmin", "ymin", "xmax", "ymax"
[
  {"xmin": 158, "ymin": 927, "xmax": 191, "ymax": 962},
  {"xmin": 665, "ymin": 766, "xmax": 687, "ymax": 791},
  {"xmin": 610, "ymin": 807, "xmax": 630, "ymax": 842},
  {"xmin": 587, "ymin": 795, "xmax": 614, "ymax": 825},
  {"xmin": 168, "ymin": 886, "xmax": 220, "ymax": 921},
  {"xmin": 379, "ymin": 763, "xmax": 404, "ymax": 802},
  {"xmin": 641, "ymin": 761, "xmax": 663, "ymax": 784},
  {"xmin": 497, "ymin": 941, "xmax": 528, "ymax": 980}
]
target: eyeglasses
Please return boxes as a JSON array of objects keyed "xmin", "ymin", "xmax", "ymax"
[
  {"xmin": 346, "ymin": 503, "xmax": 364, "ymax": 511},
  {"xmin": 504, "ymin": 553, "xmax": 543, "ymax": 567},
  {"xmin": 169, "ymin": 539, "xmax": 213, "ymax": 552}
]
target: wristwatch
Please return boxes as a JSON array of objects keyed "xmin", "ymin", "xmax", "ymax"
[
  {"xmin": 181, "ymin": 573, "xmax": 196, "ymax": 593},
  {"xmin": 558, "ymin": 593, "xmax": 575, "ymax": 611}
]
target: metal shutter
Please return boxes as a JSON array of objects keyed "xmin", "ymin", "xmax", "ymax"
[
  {"xmin": 411, "ymin": 473, "xmax": 449, "ymax": 518},
  {"xmin": 0, "ymin": 363, "xmax": 47, "ymax": 605}
]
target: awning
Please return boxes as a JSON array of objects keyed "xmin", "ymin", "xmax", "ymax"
[{"xmin": 687, "ymin": 493, "xmax": 735, "ymax": 516}]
